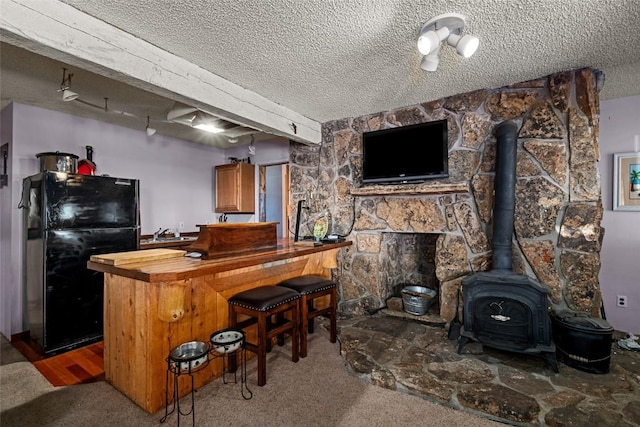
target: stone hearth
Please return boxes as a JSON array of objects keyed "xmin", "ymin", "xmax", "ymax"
[
  {"xmin": 337, "ymin": 313, "xmax": 640, "ymax": 426},
  {"xmin": 289, "ymin": 67, "xmax": 603, "ymax": 323}
]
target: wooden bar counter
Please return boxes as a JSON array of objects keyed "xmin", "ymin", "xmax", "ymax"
[{"xmin": 87, "ymin": 237, "xmax": 351, "ymax": 414}]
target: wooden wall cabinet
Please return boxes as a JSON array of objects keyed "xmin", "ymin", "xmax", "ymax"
[{"xmin": 215, "ymin": 163, "xmax": 255, "ymax": 213}]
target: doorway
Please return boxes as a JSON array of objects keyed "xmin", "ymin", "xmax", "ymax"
[{"xmin": 259, "ymin": 163, "xmax": 289, "ymax": 238}]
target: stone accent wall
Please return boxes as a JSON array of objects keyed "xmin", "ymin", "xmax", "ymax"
[{"xmin": 289, "ymin": 68, "xmax": 603, "ymax": 321}]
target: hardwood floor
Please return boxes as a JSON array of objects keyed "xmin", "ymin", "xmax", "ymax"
[{"xmin": 11, "ymin": 338, "xmax": 105, "ymax": 387}]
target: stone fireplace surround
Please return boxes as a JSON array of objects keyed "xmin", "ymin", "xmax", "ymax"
[{"xmin": 289, "ymin": 68, "xmax": 603, "ymax": 322}]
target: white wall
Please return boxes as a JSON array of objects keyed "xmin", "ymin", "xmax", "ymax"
[
  {"xmin": 599, "ymin": 95, "xmax": 640, "ymax": 334},
  {"xmin": 0, "ymin": 103, "xmax": 290, "ymax": 338}
]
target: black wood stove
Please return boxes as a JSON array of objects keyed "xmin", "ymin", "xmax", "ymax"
[{"xmin": 457, "ymin": 121, "xmax": 558, "ymax": 372}]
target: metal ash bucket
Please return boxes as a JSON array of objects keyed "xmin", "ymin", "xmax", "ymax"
[{"xmin": 401, "ymin": 285, "xmax": 436, "ymax": 315}]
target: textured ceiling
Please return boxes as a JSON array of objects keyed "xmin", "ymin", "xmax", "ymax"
[{"xmin": 2, "ymin": 0, "xmax": 639, "ymax": 146}]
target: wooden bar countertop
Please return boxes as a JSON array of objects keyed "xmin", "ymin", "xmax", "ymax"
[
  {"xmin": 88, "ymin": 238, "xmax": 351, "ymax": 283},
  {"xmin": 86, "ymin": 236, "xmax": 351, "ymax": 414}
]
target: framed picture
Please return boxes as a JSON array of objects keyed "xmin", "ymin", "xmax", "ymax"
[{"xmin": 613, "ymin": 152, "xmax": 640, "ymax": 211}]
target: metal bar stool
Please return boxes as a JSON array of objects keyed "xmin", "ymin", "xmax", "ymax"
[
  {"xmin": 277, "ymin": 275, "xmax": 337, "ymax": 358},
  {"xmin": 228, "ymin": 286, "xmax": 300, "ymax": 386}
]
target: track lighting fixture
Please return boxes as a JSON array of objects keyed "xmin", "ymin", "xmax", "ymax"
[
  {"xmin": 417, "ymin": 13, "xmax": 479, "ymax": 71},
  {"xmin": 58, "ymin": 67, "xmax": 79, "ymax": 101},
  {"xmin": 145, "ymin": 116, "xmax": 156, "ymax": 136}
]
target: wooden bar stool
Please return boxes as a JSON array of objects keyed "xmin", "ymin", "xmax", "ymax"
[
  {"xmin": 228, "ymin": 286, "xmax": 300, "ymax": 386},
  {"xmin": 277, "ymin": 275, "xmax": 337, "ymax": 358}
]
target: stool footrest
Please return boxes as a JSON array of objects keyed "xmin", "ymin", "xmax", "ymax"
[
  {"xmin": 244, "ymin": 342, "xmax": 258, "ymax": 354},
  {"xmin": 308, "ymin": 306, "xmax": 332, "ymax": 318},
  {"xmin": 235, "ymin": 317, "xmax": 257, "ymax": 330}
]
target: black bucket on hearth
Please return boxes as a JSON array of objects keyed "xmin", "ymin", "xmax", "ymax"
[{"xmin": 551, "ymin": 311, "xmax": 613, "ymax": 374}]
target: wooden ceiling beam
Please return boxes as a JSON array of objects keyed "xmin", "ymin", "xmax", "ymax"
[{"xmin": 0, "ymin": 0, "xmax": 321, "ymax": 145}]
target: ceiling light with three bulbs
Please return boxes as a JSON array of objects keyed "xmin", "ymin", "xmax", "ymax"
[{"xmin": 417, "ymin": 13, "xmax": 479, "ymax": 72}]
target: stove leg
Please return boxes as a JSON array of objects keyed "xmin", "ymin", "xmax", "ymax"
[
  {"xmin": 457, "ymin": 336, "xmax": 469, "ymax": 354},
  {"xmin": 543, "ymin": 351, "xmax": 559, "ymax": 373}
]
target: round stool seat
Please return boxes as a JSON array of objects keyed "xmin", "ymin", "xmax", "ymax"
[
  {"xmin": 278, "ymin": 275, "xmax": 336, "ymax": 294},
  {"xmin": 229, "ymin": 286, "xmax": 299, "ymax": 311}
]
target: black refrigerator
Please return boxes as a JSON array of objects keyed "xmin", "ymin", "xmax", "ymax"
[{"xmin": 22, "ymin": 171, "xmax": 139, "ymax": 356}]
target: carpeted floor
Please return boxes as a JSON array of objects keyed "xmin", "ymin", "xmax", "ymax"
[{"xmin": 0, "ymin": 329, "xmax": 501, "ymax": 427}]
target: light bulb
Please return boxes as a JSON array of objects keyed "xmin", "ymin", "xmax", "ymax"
[
  {"xmin": 62, "ymin": 89, "xmax": 79, "ymax": 102},
  {"xmin": 420, "ymin": 50, "xmax": 440, "ymax": 71},
  {"xmin": 447, "ymin": 33, "xmax": 479, "ymax": 58},
  {"xmin": 417, "ymin": 27, "xmax": 450, "ymax": 55}
]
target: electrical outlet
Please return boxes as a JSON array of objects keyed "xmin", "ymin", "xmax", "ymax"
[
  {"xmin": 617, "ymin": 295, "xmax": 628, "ymax": 308},
  {"xmin": 179, "ymin": 222, "xmax": 185, "ymax": 230}
]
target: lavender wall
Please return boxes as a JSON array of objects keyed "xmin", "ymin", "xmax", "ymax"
[
  {"xmin": 0, "ymin": 103, "xmax": 290, "ymax": 338},
  {"xmin": 11, "ymin": 103, "xmax": 229, "ymax": 233},
  {"xmin": 599, "ymin": 95, "xmax": 640, "ymax": 334}
]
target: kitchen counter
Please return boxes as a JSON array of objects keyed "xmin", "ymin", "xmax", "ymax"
[
  {"xmin": 138, "ymin": 232, "xmax": 198, "ymax": 249},
  {"xmin": 87, "ymin": 238, "xmax": 351, "ymax": 413},
  {"xmin": 93, "ymin": 238, "xmax": 350, "ymax": 282}
]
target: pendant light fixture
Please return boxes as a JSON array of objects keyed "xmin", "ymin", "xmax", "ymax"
[
  {"xmin": 57, "ymin": 67, "xmax": 79, "ymax": 101},
  {"xmin": 145, "ymin": 116, "xmax": 156, "ymax": 136},
  {"xmin": 248, "ymin": 136, "xmax": 256, "ymax": 155}
]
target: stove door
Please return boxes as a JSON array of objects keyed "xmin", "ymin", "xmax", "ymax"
[{"xmin": 472, "ymin": 296, "xmax": 533, "ymax": 351}]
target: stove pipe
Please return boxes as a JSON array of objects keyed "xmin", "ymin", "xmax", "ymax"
[{"xmin": 491, "ymin": 121, "xmax": 519, "ymax": 271}]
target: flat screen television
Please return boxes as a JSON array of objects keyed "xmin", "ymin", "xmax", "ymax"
[{"xmin": 361, "ymin": 119, "xmax": 448, "ymax": 184}]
